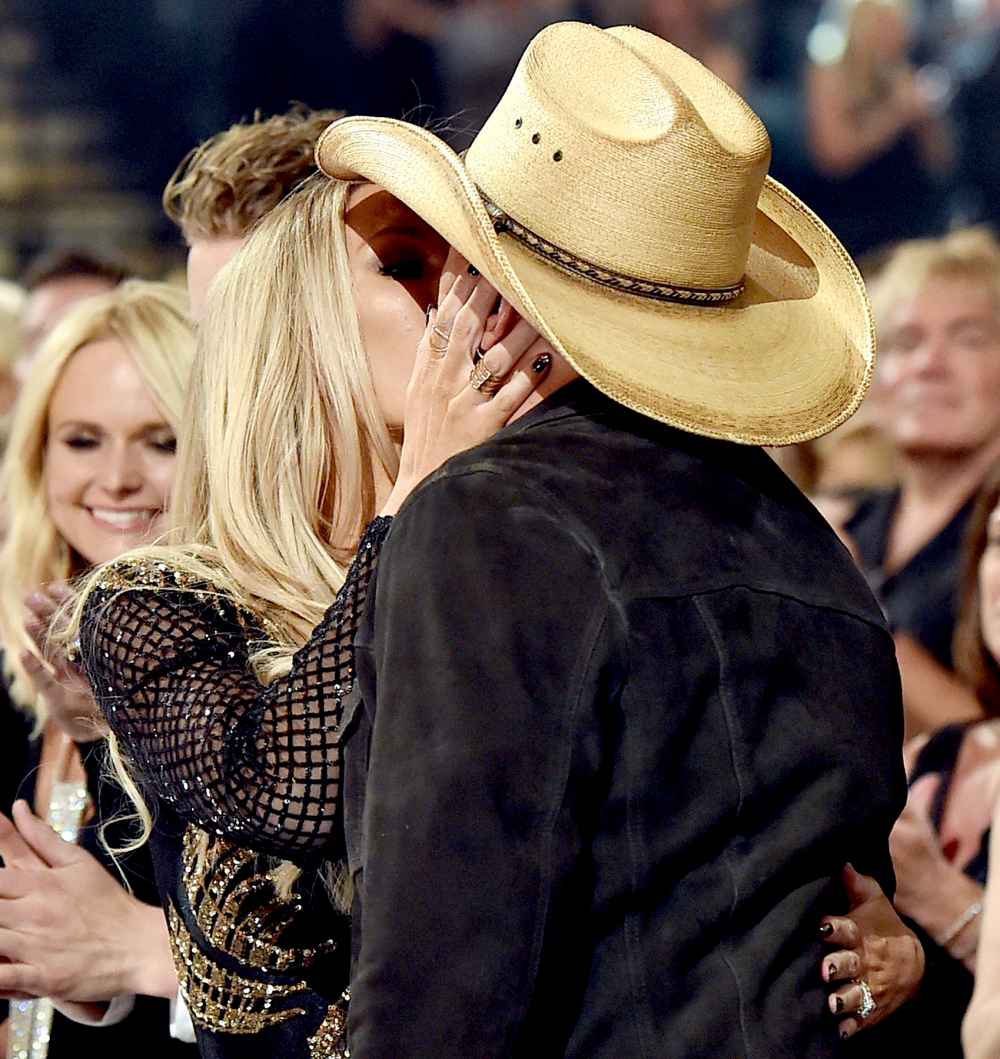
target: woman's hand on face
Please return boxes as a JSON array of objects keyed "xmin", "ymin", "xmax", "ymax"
[
  {"xmin": 22, "ymin": 583, "xmax": 106, "ymax": 744},
  {"xmin": 820, "ymin": 864, "xmax": 925, "ymax": 1040},
  {"xmin": 383, "ymin": 248, "xmax": 553, "ymax": 516},
  {"xmin": 0, "ymin": 801, "xmax": 177, "ymax": 1004}
]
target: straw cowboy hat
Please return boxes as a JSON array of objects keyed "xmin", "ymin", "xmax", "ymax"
[{"xmin": 317, "ymin": 21, "xmax": 874, "ymax": 445}]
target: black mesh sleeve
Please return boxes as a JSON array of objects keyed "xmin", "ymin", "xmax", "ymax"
[{"xmin": 79, "ymin": 517, "xmax": 393, "ymax": 860}]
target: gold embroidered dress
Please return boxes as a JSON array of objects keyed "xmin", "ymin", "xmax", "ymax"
[{"xmin": 78, "ymin": 518, "xmax": 392, "ymax": 1059}]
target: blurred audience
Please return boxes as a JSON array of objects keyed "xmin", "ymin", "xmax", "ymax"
[
  {"xmin": 847, "ymin": 229, "xmax": 1000, "ymax": 736},
  {"xmin": 889, "ymin": 463, "xmax": 1000, "ymax": 1055},
  {"xmin": 18, "ymin": 250, "xmax": 128, "ymax": 368},
  {"xmin": 639, "ymin": 0, "xmax": 752, "ymax": 91},
  {"xmin": 951, "ymin": 0, "xmax": 1000, "ymax": 231},
  {"xmin": 805, "ymin": 0, "xmax": 953, "ymax": 257},
  {"xmin": 0, "ymin": 281, "xmax": 26, "ymax": 436},
  {"xmin": 162, "ymin": 105, "xmax": 344, "ymax": 320},
  {"xmin": 350, "ymin": 0, "xmax": 580, "ymax": 143}
]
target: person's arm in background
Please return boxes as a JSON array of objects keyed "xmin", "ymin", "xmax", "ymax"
[
  {"xmin": 894, "ymin": 633, "xmax": 983, "ymax": 739},
  {"xmin": 348, "ymin": 470, "xmax": 617, "ymax": 1057},
  {"xmin": 806, "ymin": 63, "xmax": 931, "ymax": 178}
]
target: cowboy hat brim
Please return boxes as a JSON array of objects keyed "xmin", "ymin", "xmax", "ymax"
[{"xmin": 317, "ymin": 116, "xmax": 874, "ymax": 446}]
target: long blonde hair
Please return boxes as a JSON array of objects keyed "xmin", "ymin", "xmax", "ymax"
[
  {"xmin": 0, "ymin": 280, "xmax": 194, "ymax": 728},
  {"xmin": 72, "ymin": 176, "xmax": 396, "ymax": 899},
  {"xmin": 157, "ymin": 174, "xmax": 397, "ymax": 668}
]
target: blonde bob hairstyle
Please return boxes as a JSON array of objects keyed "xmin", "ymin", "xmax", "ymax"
[{"xmin": 0, "ymin": 279, "xmax": 194, "ymax": 728}]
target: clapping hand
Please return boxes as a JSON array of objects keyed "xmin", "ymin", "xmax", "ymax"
[{"xmin": 22, "ymin": 583, "xmax": 105, "ymax": 743}]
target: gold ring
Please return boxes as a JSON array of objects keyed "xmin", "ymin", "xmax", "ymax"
[
  {"xmin": 469, "ymin": 359, "xmax": 504, "ymax": 396},
  {"xmin": 428, "ymin": 323, "xmax": 451, "ymax": 353}
]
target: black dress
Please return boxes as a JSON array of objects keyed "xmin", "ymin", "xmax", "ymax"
[
  {"xmin": 78, "ymin": 518, "xmax": 392, "ymax": 1058},
  {"xmin": 847, "ymin": 487, "xmax": 976, "ymax": 671},
  {"xmin": 0, "ymin": 685, "xmax": 189, "ymax": 1058}
]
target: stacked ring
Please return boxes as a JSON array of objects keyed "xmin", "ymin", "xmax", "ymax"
[{"xmin": 469, "ymin": 359, "xmax": 505, "ymax": 397}]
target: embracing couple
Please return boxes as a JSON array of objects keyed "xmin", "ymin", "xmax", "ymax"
[{"xmin": 66, "ymin": 22, "xmax": 916, "ymax": 1059}]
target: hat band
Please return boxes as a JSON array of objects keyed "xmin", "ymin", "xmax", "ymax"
[{"xmin": 481, "ymin": 193, "xmax": 745, "ymax": 306}]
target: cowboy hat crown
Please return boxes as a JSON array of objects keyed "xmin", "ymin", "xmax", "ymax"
[{"xmin": 468, "ymin": 23, "xmax": 771, "ymax": 295}]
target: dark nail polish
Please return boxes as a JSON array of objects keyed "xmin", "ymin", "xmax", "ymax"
[
  {"xmin": 819, "ymin": 923, "xmax": 833, "ymax": 938},
  {"xmin": 827, "ymin": 962, "xmax": 837, "ymax": 981},
  {"xmin": 532, "ymin": 353, "xmax": 552, "ymax": 374},
  {"xmin": 834, "ymin": 995, "xmax": 844, "ymax": 1014},
  {"xmin": 467, "ymin": 264, "xmax": 480, "ymax": 276}
]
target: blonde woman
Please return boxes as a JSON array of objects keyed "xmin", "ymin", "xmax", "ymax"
[
  {"xmin": 806, "ymin": 0, "xmax": 952, "ymax": 255},
  {"xmin": 0, "ymin": 281, "xmax": 192, "ymax": 1059}
]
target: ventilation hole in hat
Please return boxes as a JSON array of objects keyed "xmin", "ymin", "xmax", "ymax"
[
  {"xmin": 514, "ymin": 118, "xmax": 523, "ymax": 129},
  {"xmin": 553, "ymin": 150, "xmax": 563, "ymax": 161},
  {"xmin": 532, "ymin": 132, "xmax": 541, "ymax": 144}
]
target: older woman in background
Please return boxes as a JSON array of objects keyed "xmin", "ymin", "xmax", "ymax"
[{"xmin": 847, "ymin": 229, "xmax": 1000, "ymax": 737}]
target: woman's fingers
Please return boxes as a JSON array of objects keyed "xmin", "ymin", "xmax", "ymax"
[
  {"xmin": 0, "ymin": 812, "xmax": 43, "ymax": 871},
  {"xmin": 838, "ymin": 1016, "xmax": 860, "ymax": 1040},
  {"xmin": 431, "ymin": 272, "xmax": 497, "ymax": 366},
  {"xmin": 485, "ymin": 344, "xmax": 552, "ymax": 422},
  {"xmin": 12, "ymin": 801, "xmax": 80, "ymax": 870},
  {"xmin": 24, "ymin": 591, "xmax": 57, "ymax": 623},
  {"xmin": 828, "ymin": 980, "xmax": 867, "ymax": 1017},
  {"xmin": 823, "ymin": 949, "xmax": 862, "ymax": 983},
  {"xmin": 819, "ymin": 915, "xmax": 860, "ymax": 949}
]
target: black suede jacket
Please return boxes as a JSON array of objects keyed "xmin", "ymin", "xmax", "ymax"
[{"xmin": 343, "ymin": 381, "xmax": 907, "ymax": 1058}]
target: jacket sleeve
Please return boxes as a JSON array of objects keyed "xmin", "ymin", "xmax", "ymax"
[{"xmin": 348, "ymin": 470, "xmax": 618, "ymax": 1057}]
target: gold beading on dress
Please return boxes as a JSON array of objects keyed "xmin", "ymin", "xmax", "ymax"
[{"xmin": 167, "ymin": 904, "xmax": 308, "ymax": 1035}]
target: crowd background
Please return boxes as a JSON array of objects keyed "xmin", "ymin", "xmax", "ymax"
[
  {"xmin": 0, "ymin": 0, "xmax": 999, "ymax": 275},
  {"xmin": 2, "ymin": 1, "xmax": 1000, "ymax": 1057}
]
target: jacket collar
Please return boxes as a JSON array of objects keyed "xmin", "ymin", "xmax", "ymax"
[{"xmin": 497, "ymin": 379, "xmax": 615, "ymax": 438}]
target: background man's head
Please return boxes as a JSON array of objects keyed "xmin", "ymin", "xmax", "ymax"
[
  {"xmin": 163, "ymin": 106, "xmax": 344, "ymax": 319},
  {"xmin": 870, "ymin": 228, "xmax": 1000, "ymax": 463},
  {"xmin": 20, "ymin": 249, "xmax": 128, "ymax": 363}
]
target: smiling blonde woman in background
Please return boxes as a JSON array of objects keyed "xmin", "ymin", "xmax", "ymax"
[{"xmin": 0, "ymin": 279, "xmax": 193, "ymax": 1059}]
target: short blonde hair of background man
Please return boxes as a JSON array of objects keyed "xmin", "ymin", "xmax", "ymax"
[{"xmin": 163, "ymin": 105, "xmax": 345, "ymax": 241}]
